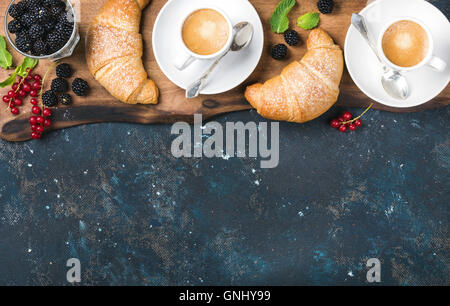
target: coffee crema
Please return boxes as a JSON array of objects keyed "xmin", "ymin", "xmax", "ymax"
[
  {"xmin": 382, "ymin": 20, "xmax": 429, "ymax": 68},
  {"xmin": 182, "ymin": 9, "xmax": 229, "ymax": 56}
]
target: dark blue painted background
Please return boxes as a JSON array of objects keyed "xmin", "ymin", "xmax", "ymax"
[{"xmin": 0, "ymin": 1, "xmax": 448, "ymax": 286}]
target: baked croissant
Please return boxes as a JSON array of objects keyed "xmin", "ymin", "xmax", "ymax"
[
  {"xmin": 86, "ymin": 0, "xmax": 159, "ymax": 104},
  {"xmin": 245, "ymin": 29, "xmax": 343, "ymax": 123}
]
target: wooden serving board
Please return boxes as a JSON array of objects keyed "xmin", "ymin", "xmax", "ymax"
[{"xmin": 0, "ymin": 0, "xmax": 448, "ymax": 142}]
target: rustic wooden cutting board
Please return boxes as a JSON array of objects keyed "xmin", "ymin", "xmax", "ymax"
[{"xmin": 0, "ymin": 0, "xmax": 448, "ymax": 141}]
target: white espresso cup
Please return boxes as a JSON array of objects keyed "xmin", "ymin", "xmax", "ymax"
[
  {"xmin": 377, "ymin": 17, "xmax": 447, "ymax": 72},
  {"xmin": 173, "ymin": 6, "xmax": 233, "ymax": 71}
]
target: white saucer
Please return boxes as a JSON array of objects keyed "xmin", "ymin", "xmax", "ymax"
[
  {"xmin": 344, "ymin": 0, "xmax": 450, "ymax": 108},
  {"xmin": 152, "ymin": 0, "xmax": 264, "ymax": 95}
]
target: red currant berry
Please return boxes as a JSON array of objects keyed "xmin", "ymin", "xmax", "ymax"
[
  {"xmin": 14, "ymin": 98, "xmax": 22, "ymax": 106},
  {"xmin": 2, "ymin": 95, "xmax": 10, "ymax": 103},
  {"xmin": 348, "ymin": 124, "xmax": 357, "ymax": 131},
  {"xmin": 31, "ymin": 124, "xmax": 38, "ymax": 132},
  {"xmin": 32, "ymin": 106, "xmax": 41, "ymax": 115},
  {"xmin": 330, "ymin": 119, "xmax": 340, "ymax": 129},
  {"xmin": 22, "ymin": 83, "xmax": 31, "ymax": 92},
  {"xmin": 339, "ymin": 125, "xmax": 347, "ymax": 133},
  {"xmin": 32, "ymin": 81, "xmax": 41, "ymax": 90},
  {"xmin": 18, "ymin": 90, "xmax": 27, "ymax": 98},
  {"xmin": 29, "ymin": 116, "xmax": 37, "ymax": 125},
  {"xmin": 43, "ymin": 119, "xmax": 52, "ymax": 127},
  {"xmin": 36, "ymin": 116, "xmax": 44, "ymax": 124},
  {"xmin": 12, "ymin": 83, "xmax": 19, "ymax": 91},
  {"xmin": 338, "ymin": 116, "xmax": 345, "ymax": 122},
  {"xmin": 354, "ymin": 119, "xmax": 362, "ymax": 127},
  {"xmin": 9, "ymin": 100, "xmax": 15, "ymax": 107},
  {"xmin": 36, "ymin": 125, "xmax": 44, "ymax": 133},
  {"xmin": 10, "ymin": 107, "xmax": 19, "ymax": 115},
  {"xmin": 31, "ymin": 132, "xmax": 41, "ymax": 139},
  {"xmin": 30, "ymin": 90, "xmax": 38, "ymax": 97},
  {"xmin": 26, "ymin": 75, "xmax": 33, "ymax": 81},
  {"xmin": 33, "ymin": 75, "xmax": 42, "ymax": 82},
  {"xmin": 30, "ymin": 98, "xmax": 38, "ymax": 105},
  {"xmin": 8, "ymin": 90, "xmax": 15, "ymax": 98},
  {"xmin": 26, "ymin": 68, "xmax": 32, "ymax": 73},
  {"xmin": 342, "ymin": 111, "xmax": 352, "ymax": 121},
  {"xmin": 43, "ymin": 108, "xmax": 52, "ymax": 117}
]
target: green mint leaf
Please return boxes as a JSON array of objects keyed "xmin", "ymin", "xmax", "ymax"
[
  {"xmin": 297, "ymin": 12, "xmax": 320, "ymax": 30},
  {"xmin": 15, "ymin": 57, "xmax": 38, "ymax": 77},
  {"xmin": 270, "ymin": 0, "xmax": 296, "ymax": 34},
  {"xmin": 0, "ymin": 73, "xmax": 16, "ymax": 88},
  {"xmin": 0, "ymin": 36, "xmax": 13, "ymax": 69}
]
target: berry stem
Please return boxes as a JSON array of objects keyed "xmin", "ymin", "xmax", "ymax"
[
  {"xmin": 341, "ymin": 103, "xmax": 373, "ymax": 125},
  {"xmin": 38, "ymin": 60, "xmax": 59, "ymax": 110}
]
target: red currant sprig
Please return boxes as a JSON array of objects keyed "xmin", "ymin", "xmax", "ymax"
[
  {"xmin": 2, "ymin": 64, "xmax": 58, "ymax": 140},
  {"xmin": 29, "ymin": 107, "xmax": 52, "ymax": 139},
  {"xmin": 2, "ymin": 68, "xmax": 41, "ymax": 116},
  {"xmin": 28, "ymin": 61, "xmax": 59, "ymax": 140},
  {"xmin": 330, "ymin": 103, "xmax": 373, "ymax": 133},
  {"xmin": 2, "ymin": 68, "xmax": 42, "ymax": 115}
]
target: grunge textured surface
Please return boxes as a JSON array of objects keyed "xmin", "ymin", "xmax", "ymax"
[{"xmin": 0, "ymin": 0, "xmax": 448, "ymax": 286}]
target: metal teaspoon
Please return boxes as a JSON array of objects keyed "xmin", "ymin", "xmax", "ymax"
[{"xmin": 352, "ymin": 14, "xmax": 409, "ymax": 100}]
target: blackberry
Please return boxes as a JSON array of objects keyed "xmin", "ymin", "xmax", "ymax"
[
  {"xmin": 28, "ymin": 24, "xmax": 45, "ymax": 39},
  {"xmin": 42, "ymin": 90, "xmax": 58, "ymax": 107},
  {"xmin": 16, "ymin": 29, "xmax": 29, "ymax": 39},
  {"xmin": 44, "ymin": 0, "xmax": 64, "ymax": 7},
  {"xmin": 15, "ymin": 35, "xmax": 32, "ymax": 52},
  {"xmin": 46, "ymin": 30, "xmax": 66, "ymax": 53},
  {"xmin": 63, "ymin": 25, "xmax": 74, "ymax": 38},
  {"xmin": 56, "ymin": 63, "xmax": 72, "ymax": 78},
  {"xmin": 55, "ymin": 21, "xmax": 73, "ymax": 38},
  {"xmin": 57, "ymin": 12, "xmax": 69, "ymax": 23},
  {"xmin": 32, "ymin": 6, "xmax": 51, "ymax": 23},
  {"xmin": 8, "ymin": 3, "xmax": 25, "ymax": 19},
  {"xmin": 54, "ymin": 22, "xmax": 63, "ymax": 32},
  {"xmin": 59, "ymin": 93, "xmax": 72, "ymax": 105},
  {"xmin": 271, "ymin": 44, "xmax": 287, "ymax": 60},
  {"xmin": 72, "ymin": 78, "xmax": 89, "ymax": 96},
  {"xmin": 42, "ymin": 20, "xmax": 55, "ymax": 33},
  {"xmin": 51, "ymin": 77, "xmax": 68, "ymax": 93},
  {"xmin": 317, "ymin": 0, "xmax": 334, "ymax": 14},
  {"xmin": 21, "ymin": 13, "xmax": 37, "ymax": 28},
  {"xmin": 8, "ymin": 20, "xmax": 23, "ymax": 34},
  {"xmin": 32, "ymin": 39, "xmax": 47, "ymax": 55},
  {"xmin": 50, "ymin": 5, "xmax": 64, "ymax": 17},
  {"xmin": 14, "ymin": 1, "xmax": 29, "ymax": 18},
  {"xmin": 284, "ymin": 30, "xmax": 300, "ymax": 46},
  {"xmin": 25, "ymin": 0, "xmax": 42, "ymax": 10}
]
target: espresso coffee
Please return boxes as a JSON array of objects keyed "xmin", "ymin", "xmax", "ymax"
[
  {"xmin": 182, "ymin": 9, "xmax": 229, "ymax": 56},
  {"xmin": 382, "ymin": 20, "xmax": 429, "ymax": 68}
]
